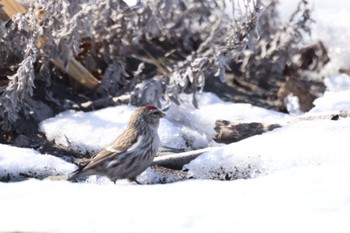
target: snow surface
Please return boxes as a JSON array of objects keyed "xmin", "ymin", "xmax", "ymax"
[
  {"xmin": 40, "ymin": 92, "xmax": 286, "ymax": 153},
  {"xmin": 310, "ymin": 74, "xmax": 350, "ymax": 114},
  {"xmin": 186, "ymin": 118, "xmax": 350, "ymax": 179},
  {"xmin": 0, "ymin": 144, "xmax": 76, "ymax": 181},
  {"xmin": 1, "ymin": 73, "xmax": 350, "ymax": 232},
  {"xmin": 1, "ymin": 167, "xmax": 350, "ymax": 233},
  {"xmin": 2, "ymin": 1, "xmax": 350, "ymax": 233}
]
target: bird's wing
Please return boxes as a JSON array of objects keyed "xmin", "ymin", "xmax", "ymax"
[{"xmin": 80, "ymin": 129, "xmax": 139, "ymax": 170}]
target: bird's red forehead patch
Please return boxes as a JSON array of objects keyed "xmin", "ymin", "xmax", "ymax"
[{"xmin": 145, "ymin": 105, "xmax": 157, "ymax": 110}]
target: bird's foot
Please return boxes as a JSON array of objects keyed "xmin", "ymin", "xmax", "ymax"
[{"xmin": 128, "ymin": 177, "xmax": 142, "ymax": 185}]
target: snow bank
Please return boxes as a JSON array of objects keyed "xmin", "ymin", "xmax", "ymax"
[
  {"xmin": 185, "ymin": 118, "xmax": 350, "ymax": 180},
  {"xmin": 0, "ymin": 144, "xmax": 76, "ymax": 181},
  {"xmin": 1, "ymin": 162, "xmax": 350, "ymax": 233},
  {"xmin": 185, "ymin": 73, "xmax": 350, "ymax": 181},
  {"xmin": 324, "ymin": 73, "xmax": 350, "ymax": 92},
  {"xmin": 39, "ymin": 105, "xmax": 190, "ymax": 152},
  {"xmin": 310, "ymin": 73, "xmax": 350, "ymax": 113},
  {"xmin": 40, "ymin": 105, "xmax": 136, "ymax": 153},
  {"xmin": 40, "ymin": 92, "xmax": 286, "ymax": 152},
  {"xmin": 167, "ymin": 93, "xmax": 286, "ymax": 140}
]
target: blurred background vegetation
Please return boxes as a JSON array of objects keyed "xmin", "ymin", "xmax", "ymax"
[{"xmin": 0, "ymin": 0, "xmax": 330, "ymax": 146}]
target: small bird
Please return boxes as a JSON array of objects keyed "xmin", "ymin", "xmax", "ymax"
[{"xmin": 68, "ymin": 106, "xmax": 165, "ymax": 183}]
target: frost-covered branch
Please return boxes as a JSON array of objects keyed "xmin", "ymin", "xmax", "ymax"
[
  {"xmin": 0, "ymin": 0, "xmax": 329, "ymax": 134},
  {"xmin": 0, "ymin": 11, "xmax": 38, "ymax": 130}
]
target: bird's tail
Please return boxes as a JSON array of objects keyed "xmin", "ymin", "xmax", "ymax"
[
  {"xmin": 44, "ymin": 175, "xmax": 69, "ymax": 181},
  {"xmin": 43, "ymin": 166, "xmax": 85, "ymax": 182},
  {"xmin": 67, "ymin": 163, "xmax": 95, "ymax": 182},
  {"xmin": 67, "ymin": 167, "xmax": 84, "ymax": 182}
]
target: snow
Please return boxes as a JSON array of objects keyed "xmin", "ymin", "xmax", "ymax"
[
  {"xmin": 0, "ymin": 144, "xmax": 76, "ymax": 181},
  {"xmin": 40, "ymin": 92, "xmax": 286, "ymax": 152},
  {"xmin": 2, "ymin": 1, "xmax": 350, "ymax": 233},
  {"xmin": 309, "ymin": 74, "xmax": 350, "ymax": 114},
  {"xmin": 283, "ymin": 94, "xmax": 303, "ymax": 115},
  {"xmin": 40, "ymin": 105, "xmax": 137, "ymax": 153},
  {"xmin": 1, "ymin": 164, "xmax": 350, "ymax": 233},
  {"xmin": 2, "ymin": 73, "xmax": 350, "ymax": 232},
  {"xmin": 278, "ymin": 0, "xmax": 350, "ymax": 74},
  {"xmin": 226, "ymin": 0, "xmax": 350, "ymax": 75},
  {"xmin": 185, "ymin": 119, "xmax": 350, "ymax": 180},
  {"xmin": 325, "ymin": 73, "xmax": 350, "ymax": 92}
]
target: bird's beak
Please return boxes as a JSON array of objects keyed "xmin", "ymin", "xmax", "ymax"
[{"xmin": 158, "ymin": 111, "xmax": 166, "ymax": 118}]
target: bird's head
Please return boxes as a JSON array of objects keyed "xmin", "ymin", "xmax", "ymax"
[{"xmin": 130, "ymin": 106, "xmax": 165, "ymax": 130}]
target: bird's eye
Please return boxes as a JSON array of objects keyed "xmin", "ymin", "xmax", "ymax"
[{"xmin": 152, "ymin": 111, "xmax": 163, "ymax": 116}]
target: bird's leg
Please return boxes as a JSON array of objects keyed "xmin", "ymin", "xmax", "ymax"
[
  {"xmin": 134, "ymin": 179, "xmax": 142, "ymax": 185},
  {"xmin": 128, "ymin": 177, "xmax": 142, "ymax": 185}
]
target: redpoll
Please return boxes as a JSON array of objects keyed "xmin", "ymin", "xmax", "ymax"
[{"xmin": 68, "ymin": 105, "xmax": 165, "ymax": 183}]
